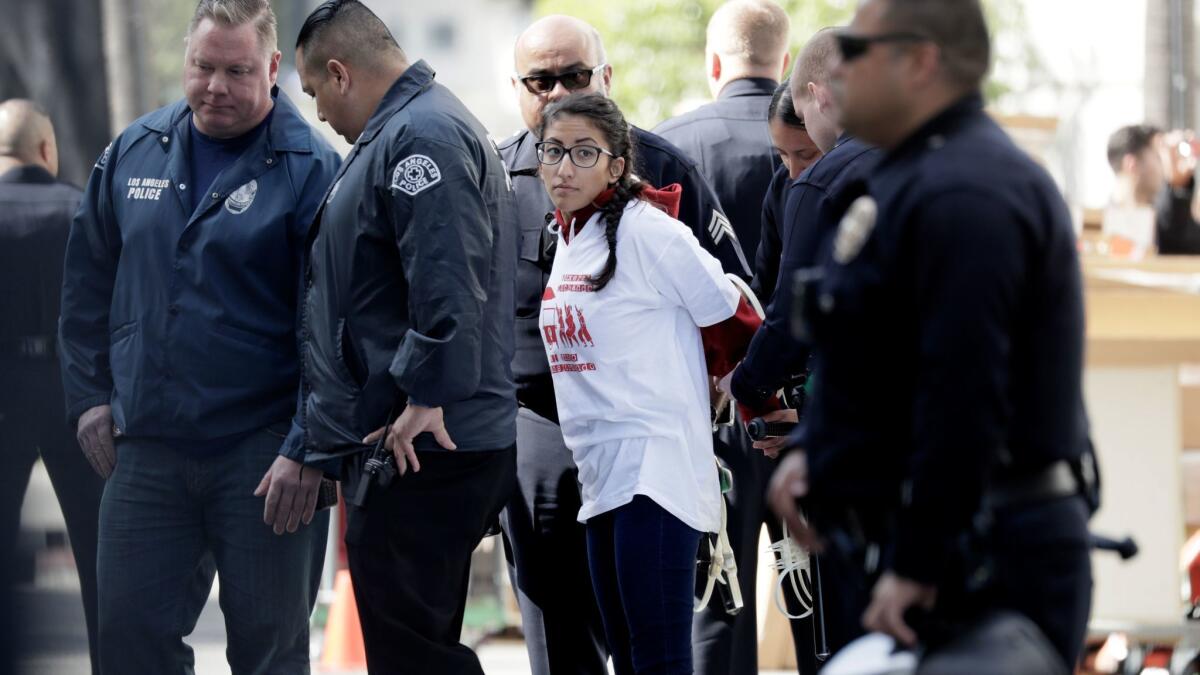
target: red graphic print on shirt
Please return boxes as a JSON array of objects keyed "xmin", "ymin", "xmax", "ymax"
[{"xmin": 541, "ymin": 286, "xmax": 597, "ymax": 373}]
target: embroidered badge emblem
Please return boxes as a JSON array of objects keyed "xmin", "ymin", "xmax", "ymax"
[
  {"xmin": 391, "ymin": 154, "xmax": 442, "ymax": 196},
  {"xmin": 225, "ymin": 179, "xmax": 258, "ymax": 215}
]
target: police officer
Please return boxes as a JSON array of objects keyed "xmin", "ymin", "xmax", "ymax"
[
  {"xmin": 721, "ymin": 26, "xmax": 883, "ymax": 661},
  {"xmin": 753, "ymin": 82, "xmax": 824, "ymax": 303},
  {"xmin": 498, "ymin": 15, "xmax": 748, "ymax": 675},
  {"xmin": 771, "ymin": 0, "xmax": 1093, "ymax": 669},
  {"xmin": 293, "ymin": 2, "xmax": 518, "ymax": 673},
  {"xmin": 0, "ymin": 99, "xmax": 104, "ymax": 675},
  {"xmin": 57, "ymin": 2, "xmax": 339, "ymax": 672},
  {"xmin": 728, "ymin": 27, "xmax": 880, "ymax": 423},
  {"xmin": 655, "ymin": 0, "xmax": 789, "ymax": 263},
  {"xmin": 654, "ymin": 3, "xmax": 813, "ymax": 672}
]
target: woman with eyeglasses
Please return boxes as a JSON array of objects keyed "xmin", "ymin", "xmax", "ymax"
[{"xmin": 534, "ymin": 92, "xmax": 759, "ymax": 675}]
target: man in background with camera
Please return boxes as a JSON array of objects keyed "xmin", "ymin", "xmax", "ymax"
[{"xmin": 1106, "ymin": 124, "xmax": 1200, "ymax": 254}]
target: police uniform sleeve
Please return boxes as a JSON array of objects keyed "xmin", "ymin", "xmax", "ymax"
[
  {"xmin": 384, "ymin": 137, "xmax": 492, "ymax": 407},
  {"xmin": 278, "ymin": 142, "xmax": 342, "ymax": 469},
  {"xmin": 58, "ymin": 142, "xmax": 123, "ymax": 427},
  {"xmin": 891, "ymin": 190, "xmax": 1028, "ymax": 585},
  {"xmin": 672, "ymin": 161, "xmax": 752, "ymax": 278},
  {"xmin": 730, "ymin": 180, "xmax": 816, "ymax": 411},
  {"xmin": 750, "ymin": 169, "xmax": 787, "ymax": 303}
]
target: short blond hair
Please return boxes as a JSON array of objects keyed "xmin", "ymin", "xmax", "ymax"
[
  {"xmin": 706, "ymin": 0, "xmax": 790, "ymax": 68},
  {"xmin": 792, "ymin": 28, "xmax": 838, "ymax": 100},
  {"xmin": 188, "ymin": 0, "xmax": 278, "ymax": 53}
]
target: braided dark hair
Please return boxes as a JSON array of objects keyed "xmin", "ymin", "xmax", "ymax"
[{"xmin": 539, "ymin": 93, "xmax": 644, "ymax": 291}]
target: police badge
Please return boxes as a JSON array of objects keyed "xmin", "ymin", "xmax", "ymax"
[
  {"xmin": 832, "ymin": 195, "xmax": 877, "ymax": 264},
  {"xmin": 225, "ymin": 179, "xmax": 258, "ymax": 215}
]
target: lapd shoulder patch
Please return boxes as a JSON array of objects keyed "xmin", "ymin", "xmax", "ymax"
[{"xmin": 391, "ymin": 154, "xmax": 442, "ymax": 196}]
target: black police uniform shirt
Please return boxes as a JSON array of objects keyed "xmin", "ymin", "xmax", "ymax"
[
  {"xmin": 59, "ymin": 89, "xmax": 340, "ymax": 447},
  {"xmin": 654, "ymin": 77, "xmax": 780, "ymax": 264},
  {"xmin": 301, "ymin": 61, "xmax": 519, "ymax": 464},
  {"xmin": 797, "ymin": 94, "xmax": 1089, "ymax": 585},
  {"xmin": 731, "ymin": 135, "xmax": 879, "ymax": 411},
  {"xmin": 499, "ymin": 125, "xmax": 748, "ymax": 423},
  {"xmin": 1, "ymin": 165, "xmax": 81, "ymax": 351}
]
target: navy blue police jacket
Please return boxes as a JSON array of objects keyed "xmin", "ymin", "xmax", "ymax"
[
  {"xmin": 750, "ymin": 163, "xmax": 791, "ymax": 303},
  {"xmin": 500, "ymin": 125, "xmax": 750, "ymax": 423},
  {"xmin": 797, "ymin": 94, "xmax": 1090, "ymax": 585},
  {"xmin": 299, "ymin": 61, "xmax": 518, "ymax": 465},
  {"xmin": 731, "ymin": 135, "xmax": 879, "ymax": 410},
  {"xmin": 654, "ymin": 77, "xmax": 780, "ymax": 265},
  {"xmin": 58, "ymin": 89, "xmax": 340, "ymax": 450}
]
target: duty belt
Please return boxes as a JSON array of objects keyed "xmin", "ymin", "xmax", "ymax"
[
  {"xmin": 988, "ymin": 459, "xmax": 1080, "ymax": 510},
  {"xmin": 0, "ymin": 335, "xmax": 55, "ymax": 358}
]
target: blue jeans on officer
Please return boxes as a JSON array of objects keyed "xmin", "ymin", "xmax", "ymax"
[{"xmin": 96, "ymin": 426, "xmax": 328, "ymax": 675}]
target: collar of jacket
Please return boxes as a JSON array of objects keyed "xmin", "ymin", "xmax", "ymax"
[
  {"xmin": 880, "ymin": 91, "xmax": 984, "ymax": 168},
  {"xmin": 718, "ymin": 77, "xmax": 779, "ymax": 100},
  {"xmin": 355, "ymin": 60, "xmax": 437, "ymax": 147},
  {"xmin": 508, "ymin": 128, "xmax": 541, "ymax": 176},
  {"xmin": 139, "ymin": 86, "xmax": 315, "ymax": 156},
  {"xmin": 0, "ymin": 164, "xmax": 56, "ymax": 184}
]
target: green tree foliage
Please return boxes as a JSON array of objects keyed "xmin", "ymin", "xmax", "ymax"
[{"xmin": 533, "ymin": 0, "xmax": 1038, "ymax": 128}]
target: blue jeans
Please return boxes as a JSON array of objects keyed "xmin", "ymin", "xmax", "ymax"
[
  {"xmin": 585, "ymin": 495, "xmax": 703, "ymax": 675},
  {"xmin": 96, "ymin": 427, "xmax": 328, "ymax": 675}
]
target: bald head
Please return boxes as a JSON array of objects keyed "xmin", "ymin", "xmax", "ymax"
[
  {"xmin": 0, "ymin": 99, "xmax": 58, "ymax": 176},
  {"xmin": 707, "ymin": 0, "xmax": 790, "ymax": 68},
  {"xmin": 514, "ymin": 15, "xmax": 606, "ymax": 73},
  {"xmin": 512, "ymin": 15, "xmax": 612, "ymax": 132}
]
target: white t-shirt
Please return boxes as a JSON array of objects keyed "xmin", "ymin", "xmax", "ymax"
[{"xmin": 540, "ymin": 199, "xmax": 740, "ymax": 533}]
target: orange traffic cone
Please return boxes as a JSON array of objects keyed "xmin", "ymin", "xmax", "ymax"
[{"xmin": 321, "ymin": 569, "xmax": 367, "ymax": 671}]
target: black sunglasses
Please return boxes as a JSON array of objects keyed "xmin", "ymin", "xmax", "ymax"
[
  {"xmin": 518, "ymin": 64, "xmax": 606, "ymax": 94},
  {"xmin": 835, "ymin": 32, "xmax": 930, "ymax": 63}
]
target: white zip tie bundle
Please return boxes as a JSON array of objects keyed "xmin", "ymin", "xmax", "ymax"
[{"xmin": 768, "ymin": 524, "xmax": 815, "ymax": 620}]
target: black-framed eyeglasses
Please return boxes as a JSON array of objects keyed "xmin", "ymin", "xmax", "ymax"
[
  {"xmin": 535, "ymin": 141, "xmax": 616, "ymax": 168},
  {"xmin": 518, "ymin": 64, "xmax": 607, "ymax": 95},
  {"xmin": 835, "ymin": 32, "xmax": 930, "ymax": 63}
]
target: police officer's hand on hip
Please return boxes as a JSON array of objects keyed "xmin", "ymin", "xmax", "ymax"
[{"xmin": 362, "ymin": 404, "xmax": 457, "ymax": 476}]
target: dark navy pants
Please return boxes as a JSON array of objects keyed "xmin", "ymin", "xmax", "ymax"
[
  {"xmin": 96, "ymin": 427, "xmax": 328, "ymax": 675},
  {"xmin": 344, "ymin": 445, "xmax": 517, "ymax": 675},
  {"xmin": 989, "ymin": 495, "xmax": 1093, "ymax": 669},
  {"xmin": 1, "ymin": 358, "xmax": 105, "ymax": 674},
  {"xmin": 585, "ymin": 495, "xmax": 703, "ymax": 675}
]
